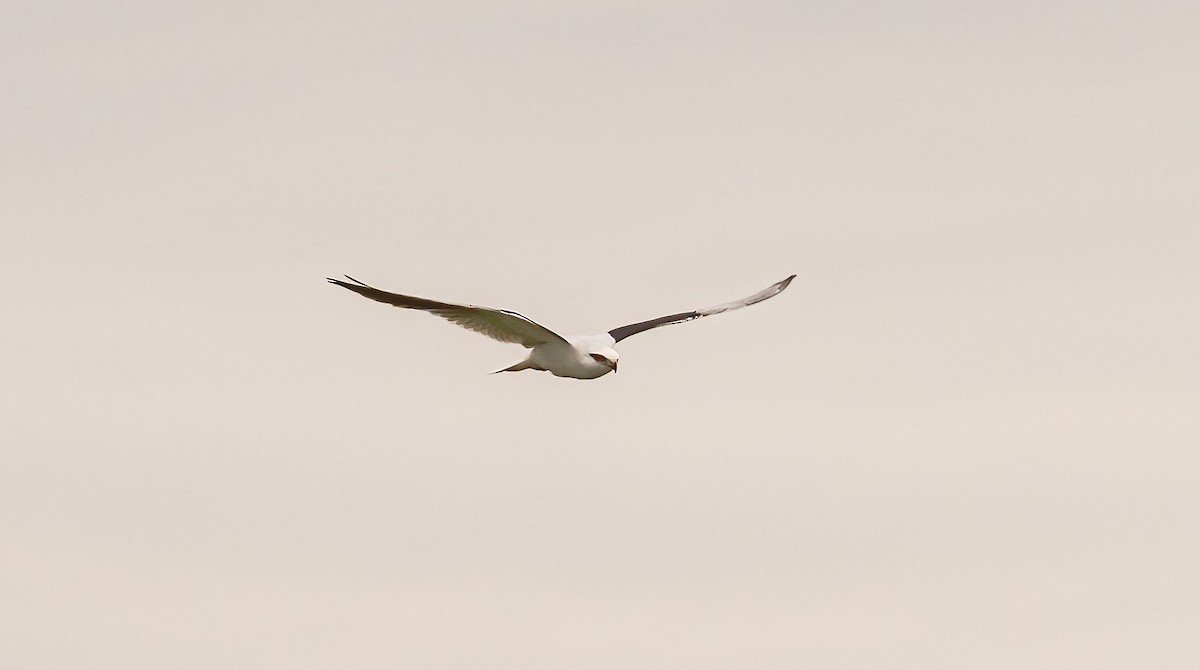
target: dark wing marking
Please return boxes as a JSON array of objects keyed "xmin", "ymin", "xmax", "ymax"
[
  {"xmin": 327, "ymin": 275, "xmax": 569, "ymax": 348},
  {"xmin": 607, "ymin": 274, "xmax": 795, "ymax": 343}
]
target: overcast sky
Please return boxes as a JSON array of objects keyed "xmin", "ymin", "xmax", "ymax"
[{"xmin": 3, "ymin": 1, "xmax": 1198, "ymax": 668}]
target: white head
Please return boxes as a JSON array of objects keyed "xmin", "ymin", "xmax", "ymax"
[{"xmin": 587, "ymin": 346, "xmax": 620, "ymax": 374}]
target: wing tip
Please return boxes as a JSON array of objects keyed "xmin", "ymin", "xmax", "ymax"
[{"xmin": 327, "ymin": 274, "xmax": 372, "ymax": 288}]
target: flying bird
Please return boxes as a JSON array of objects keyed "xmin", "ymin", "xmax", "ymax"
[{"xmin": 327, "ymin": 273, "xmax": 795, "ymax": 379}]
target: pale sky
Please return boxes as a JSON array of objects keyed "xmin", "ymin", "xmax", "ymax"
[{"xmin": 3, "ymin": 1, "xmax": 1199, "ymax": 668}]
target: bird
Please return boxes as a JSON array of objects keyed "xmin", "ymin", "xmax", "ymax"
[{"xmin": 327, "ymin": 273, "xmax": 795, "ymax": 379}]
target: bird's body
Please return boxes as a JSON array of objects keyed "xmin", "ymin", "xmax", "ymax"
[
  {"xmin": 327, "ymin": 274, "xmax": 794, "ymax": 379},
  {"xmin": 501, "ymin": 335, "xmax": 616, "ymax": 379}
]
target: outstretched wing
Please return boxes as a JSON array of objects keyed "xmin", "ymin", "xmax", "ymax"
[
  {"xmin": 607, "ymin": 274, "xmax": 795, "ymax": 344},
  {"xmin": 328, "ymin": 275, "xmax": 569, "ymax": 348}
]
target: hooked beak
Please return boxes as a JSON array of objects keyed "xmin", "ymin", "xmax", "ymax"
[{"xmin": 612, "ymin": 360, "xmax": 618, "ymax": 373}]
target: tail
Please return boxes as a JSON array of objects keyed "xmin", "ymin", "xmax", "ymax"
[{"xmin": 491, "ymin": 360, "xmax": 545, "ymax": 374}]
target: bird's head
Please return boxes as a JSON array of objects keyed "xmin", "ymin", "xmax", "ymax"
[{"xmin": 588, "ymin": 348, "xmax": 620, "ymax": 373}]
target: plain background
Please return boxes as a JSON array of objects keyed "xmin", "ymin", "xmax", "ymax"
[{"xmin": 3, "ymin": 1, "xmax": 1198, "ymax": 668}]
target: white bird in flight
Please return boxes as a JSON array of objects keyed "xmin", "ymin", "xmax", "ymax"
[{"xmin": 327, "ymin": 273, "xmax": 795, "ymax": 379}]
